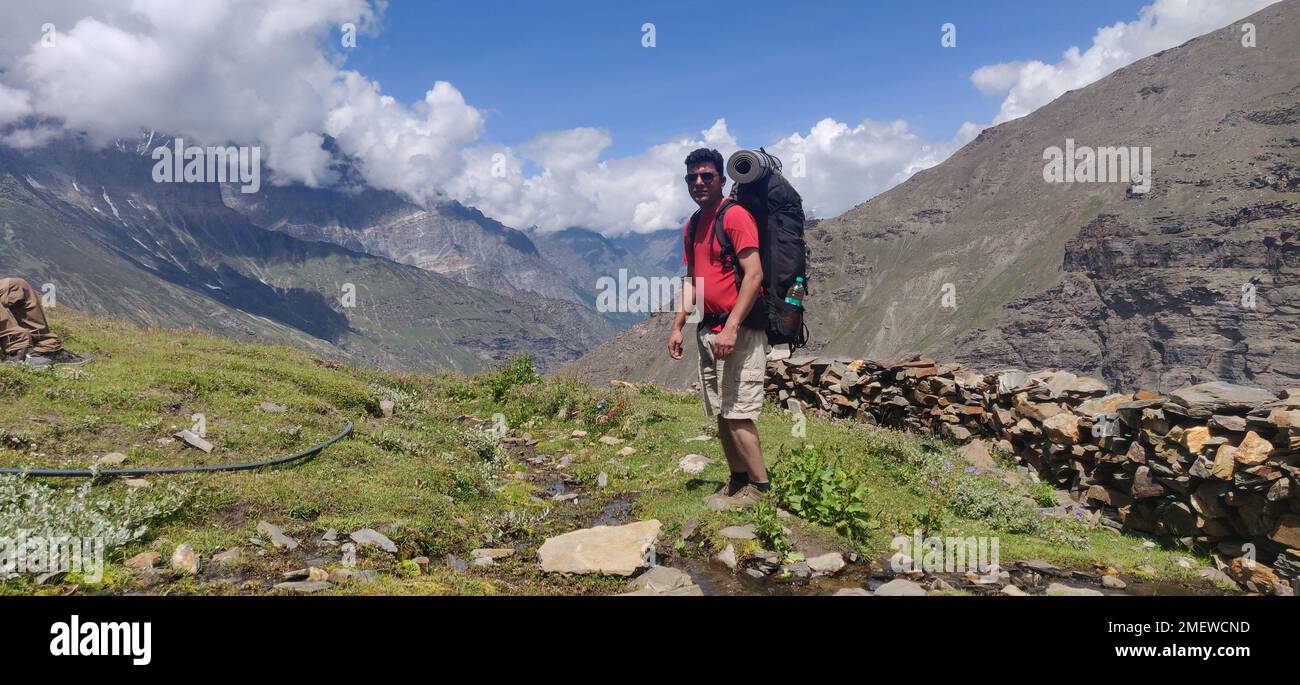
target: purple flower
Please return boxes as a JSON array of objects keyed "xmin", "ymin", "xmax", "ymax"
[
  {"xmin": 943, "ymin": 459, "xmax": 952, "ymax": 471},
  {"xmin": 965, "ymin": 466, "xmax": 979, "ymax": 474}
]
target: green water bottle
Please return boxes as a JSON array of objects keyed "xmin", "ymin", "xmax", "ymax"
[{"xmin": 785, "ymin": 276, "xmax": 806, "ymax": 307}]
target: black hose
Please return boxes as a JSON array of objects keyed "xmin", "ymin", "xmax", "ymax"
[{"xmin": 0, "ymin": 420, "xmax": 353, "ymax": 477}]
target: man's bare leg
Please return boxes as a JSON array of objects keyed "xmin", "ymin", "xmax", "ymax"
[
  {"xmin": 724, "ymin": 417, "xmax": 767, "ymax": 483},
  {"xmin": 717, "ymin": 414, "xmax": 746, "ymax": 477}
]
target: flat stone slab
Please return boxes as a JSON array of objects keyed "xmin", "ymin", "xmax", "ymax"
[
  {"xmin": 874, "ymin": 578, "xmax": 926, "ymax": 596},
  {"xmin": 627, "ymin": 565, "xmax": 693, "ymax": 593},
  {"xmin": 349, "ymin": 528, "xmax": 397, "ymax": 553},
  {"xmin": 539, "ymin": 520, "xmax": 661, "ymax": 576},
  {"xmin": 273, "ymin": 581, "xmax": 332, "ymax": 593},
  {"xmin": 174, "ymin": 429, "xmax": 213, "ymax": 453},
  {"xmin": 1045, "ymin": 582, "xmax": 1104, "ymax": 596},
  {"xmin": 678, "ymin": 454, "xmax": 710, "ymax": 474},
  {"xmin": 718, "ymin": 524, "xmax": 757, "ymax": 540},
  {"xmin": 1169, "ymin": 382, "xmax": 1278, "ymax": 413},
  {"xmin": 470, "ymin": 548, "xmax": 515, "ymax": 560},
  {"xmin": 256, "ymin": 521, "xmax": 299, "ymax": 551}
]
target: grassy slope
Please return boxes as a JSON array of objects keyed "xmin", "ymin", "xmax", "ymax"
[{"xmin": 0, "ymin": 311, "xmax": 1224, "ymax": 595}]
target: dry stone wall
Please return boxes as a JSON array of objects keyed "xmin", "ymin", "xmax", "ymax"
[{"xmin": 766, "ymin": 353, "xmax": 1300, "ymax": 594}]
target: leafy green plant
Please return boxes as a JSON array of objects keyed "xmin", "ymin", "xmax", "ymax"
[
  {"xmin": 0, "ymin": 475, "xmax": 189, "ymax": 580},
  {"xmin": 488, "ymin": 356, "xmax": 540, "ymax": 402},
  {"xmin": 1028, "ymin": 479, "xmax": 1058, "ymax": 508},
  {"xmin": 771, "ymin": 446, "xmax": 878, "ymax": 542},
  {"xmin": 748, "ymin": 499, "xmax": 793, "ymax": 559}
]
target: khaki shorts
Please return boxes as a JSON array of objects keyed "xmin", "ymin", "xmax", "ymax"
[{"xmin": 696, "ymin": 324, "xmax": 769, "ymax": 420}]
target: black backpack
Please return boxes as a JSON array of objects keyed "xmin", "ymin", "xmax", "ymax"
[{"xmin": 687, "ymin": 150, "xmax": 809, "ymax": 350}]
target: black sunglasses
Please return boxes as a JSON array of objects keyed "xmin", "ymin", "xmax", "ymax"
[{"xmin": 684, "ymin": 172, "xmax": 716, "ymax": 183}]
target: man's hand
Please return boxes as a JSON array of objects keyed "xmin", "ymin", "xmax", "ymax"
[
  {"xmin": 714, "ymin": 324, "xmax": 737, "ymax": 359},
  {"xmin": 668, "ymin": 327, "xmax": 684, "ymax": 360}
]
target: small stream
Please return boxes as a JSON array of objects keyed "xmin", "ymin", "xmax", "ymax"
[{"xmin": 664, "ymin": 555, "xmax": 1232, "ymax": 597}]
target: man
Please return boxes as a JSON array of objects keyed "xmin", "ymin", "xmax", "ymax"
[
  {"xmin": 0, "ymin": 277, "xmax": 91, "ymax": 368},
  {"xmin": 667, "ymin": 148, "xmax": 770, "ymax": 511}
]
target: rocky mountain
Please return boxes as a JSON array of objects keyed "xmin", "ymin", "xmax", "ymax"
[
  {"xmin": 224, "ymin": 185, "xmax": 590, "ymax": 306},
  {"xmin": 565, "ymin": 1, "xmax": 1300, "ymax": 393},
  {"xmin": 0, "ymin": 136, "xmax": 616, "ymax": 373}
]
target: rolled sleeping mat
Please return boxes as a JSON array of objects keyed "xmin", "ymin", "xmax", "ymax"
[{"xmin": 727, "ymin": 148, "xmax": 782, "ymax": 184}]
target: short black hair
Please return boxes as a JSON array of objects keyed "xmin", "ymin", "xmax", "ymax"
[{"xmin": 685, "ymin": 148, "xmax": 725, "ymax": 177}]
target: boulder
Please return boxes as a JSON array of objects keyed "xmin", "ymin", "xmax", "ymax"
[
  {"xmin": 1233, "ymin": 431, "xmax": 1273, "ymax": 466},
  {"xmin": 1182, "ymin": 426, "xmax": 1212, "ymax": 454},
  {"xmin": 125, "ymin": 551, "xmax": 159, "ymax": 571},
  {"xmin": 170, "ymin": 544, "xmax": 199, "ymax": 575},
  {"xmin": 539, "ymin": 520, "xmax": 662, "ymax": 576},
  {"xmin": 1042, "ymin": 413, "xmax": 1081, "ymax": 444},
  {"xmin": 806, "ymin": 552, "xmax": 846, "ymax": 575},
  {"xmin": 1269, "ymin": 516, "xmax": 1300, "ymax": 549},
  {"xmin": 1131, "ymin": 466, "xmax": 1166, "ymax": 499},
  {"xmin": 956, "ymin": 440, "xmax": 999, "ymax": 473},
  {"xmin": 1211, "ymin": 445, "xmax": 1237, "ymax": 479},
  {"xmin": 714, "ymin": 544, "xmax": 737, "ymax": 571}
]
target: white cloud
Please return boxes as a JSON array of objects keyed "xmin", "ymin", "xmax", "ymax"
[
  {"xmin": 766, "ymin": 118, "xmax": 978, "ymax": 218},
  {"xmin": 0, "ymin": 0, "xmax": 1277, "ymax": 237},
  {"xmin": 974, "ymin": 0, "xmax": 1280, "ymax": 124},
  {"xmin": 447, "ymin": 119, "xmax": 739, "ymax": 234},
  {"xmin": 0, "ymin": 83, "xmax": 33, "ymax": 125}
]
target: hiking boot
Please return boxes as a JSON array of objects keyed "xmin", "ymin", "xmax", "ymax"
[
  {"xmin": 704, "ymin": 483, "xmax": 765, "ymax": 512},
  {"xmin": 1, "ymin": 347, "xmax": 31, "ymax": 365},
  {"xmin": 702, "ymin": 478, "xmax": 746, "ymax": 511},
  {"xmin": 19, "ymin": 349, "xmax": 52, "ymax": 368},
  {"xmin": 726, "ymin": 483, "xmax": 765, "ymax": 510},
  {"xmin": 44, "ymin": 349, "xmax": 92, "ymax": 366}
]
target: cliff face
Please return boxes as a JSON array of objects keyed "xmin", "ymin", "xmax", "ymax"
[{"xmin": 567, "ymin": 1, "xmax": 1300, "ymax": 393}]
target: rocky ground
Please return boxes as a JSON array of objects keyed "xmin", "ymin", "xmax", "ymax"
[{"xmin": 0, "ymin": 311, "xmax": 1249, "ymax": 597}]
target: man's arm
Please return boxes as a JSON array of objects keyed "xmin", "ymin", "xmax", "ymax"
[
  {"xmin": 668, "ymin": 265, "xmax": 693, "ymax": 360},
  {"xmin": 714, "ymin": 247, "xmax": 762, "ymax": 359}
]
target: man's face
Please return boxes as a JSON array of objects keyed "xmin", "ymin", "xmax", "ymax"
[{"xmin": 686, "ymin": 162, "xmax": 724, "ymax": 206}]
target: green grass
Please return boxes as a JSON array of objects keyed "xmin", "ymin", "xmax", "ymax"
[{"xmin": 0, "ymin": 310, "xmax": 1219, "ymax": 595}]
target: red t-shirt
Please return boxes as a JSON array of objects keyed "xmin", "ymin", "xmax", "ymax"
[{"xmin": 683, "ymin": 198, "xmax": 760, "ymax": 324}]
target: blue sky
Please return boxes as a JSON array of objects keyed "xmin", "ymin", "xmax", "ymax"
[
  {"xmin": 0, "ymin": 0, "xmax": 1274, "ymax": 232},
  {"xmin": 347, "ymin": 0, "xmax": 1151, "ymax": 157}
]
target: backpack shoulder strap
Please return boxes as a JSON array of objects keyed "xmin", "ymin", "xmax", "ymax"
[
  {"xmin": 711, "ymin": 199, "xmax": 739, "ymax": 273},
  {"xmin": 685, "ymin": 208, "xmax": 703, "ymax": 273}
]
